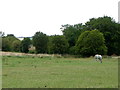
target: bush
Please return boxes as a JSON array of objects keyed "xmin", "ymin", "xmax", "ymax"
[{"xmin": 28, "ymin": 50, "xmax": 36, "ymax": 54}]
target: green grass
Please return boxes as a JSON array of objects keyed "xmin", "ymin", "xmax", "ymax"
[{"xmin": 2, "ymin": 56, "xmax": 118, "ymax": 88}]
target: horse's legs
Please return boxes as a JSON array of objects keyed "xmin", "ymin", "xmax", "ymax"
[
  {"xmin": 96, "ymin": 59, "xmax": 98, "ymax": 62},
  {"xmin": 99, "ymin": 59, "xmax": 102, "ymax": 63}
]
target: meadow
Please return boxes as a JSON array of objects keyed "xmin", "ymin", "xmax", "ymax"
[{"xmin": 2, "ymin": 55, "xmax": 118, "ymax": 88}]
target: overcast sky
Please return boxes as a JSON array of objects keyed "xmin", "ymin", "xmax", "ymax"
[{"xmin": 0, "ymin": 0, "xmax": 119, "ymax": 37}]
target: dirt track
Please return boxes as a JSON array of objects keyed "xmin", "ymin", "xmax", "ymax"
[
  {"xmin": 0, "ymin": 51, "xmax": 61, "ymax": 57},
  {"xmin": 0, "ymin": 51, "xmax": 120, "ymax": 59}
]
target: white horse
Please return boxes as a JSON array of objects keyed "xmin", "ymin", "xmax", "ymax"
[{"xmin": 94, "ymin": 54, "xmax": 102, "ymax": 63}]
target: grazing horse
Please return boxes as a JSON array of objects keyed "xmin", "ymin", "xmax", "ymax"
[{"xmin": 94, "ymin": 54, "xmax": 102, "ymax": 63}]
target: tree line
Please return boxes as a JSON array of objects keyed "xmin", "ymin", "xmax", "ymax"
[{"xmin": 1, "ymin": 16, "xmax": 120, "ymax": 57}]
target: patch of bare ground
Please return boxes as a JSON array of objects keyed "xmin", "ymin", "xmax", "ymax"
[{"xmin": 0, "ymin": 51, "xmax": 62, "ymax": 58}]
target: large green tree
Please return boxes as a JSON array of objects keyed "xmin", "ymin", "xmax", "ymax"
[
  {"xmin": 76, "ymin": 30, "xmax": 107, "ymax": 57},
  {"xmin": 20, "ymin": 38, "xmax": 31, "ymax": 53},
  {"xmin": 2, "ymin": 37, "xmax": 10, "ymax": 51},
  {"xmin": 50, "ymin": 35, "xmax": 69, "ymax": 54},
  {"xmin": 61, "ymin": 24, "xmax": 84, "ymax": 54},
  {"xmin": 33, "ymin": 31, "xmax": 48, "ymax": 53},
  {"xmin": 85, "ymin": 16, "xmax": 120, "ymax": 55},
  {"xmin": 2, "ymin": 34, "xmax": 21, "ymax": 51},
  {"xmin": 61, "ymin": 24, "xmax": 83, "ymax": 47},
  {"xmin": 12, "ymin": 40, "xmax": 21, "ymax": 52},
  {"xmin": 47, "ymin": 35, "xmax": 54, "ymax": 54}
]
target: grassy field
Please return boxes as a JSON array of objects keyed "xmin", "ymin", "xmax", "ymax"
[{"xmin": 2, "ymin": 56, "xmax": 118, "ymax": 88}]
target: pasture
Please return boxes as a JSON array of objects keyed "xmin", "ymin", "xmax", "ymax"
[{"xmin": 2, "ymin": 55, "xmax": 118, "ymax": 88}]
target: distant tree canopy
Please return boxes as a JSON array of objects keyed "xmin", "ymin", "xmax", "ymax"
[
  {"xmin": 12, "ymin": 40, "xmax": 21, "ymax": 52},
  {"xmin": 2, "ymin": 34, "xmax": 21, "ymax": 52},
  {"xmin": 61, "ymin": 24, "xmax": 85, "ymax": 55},
  {"xmin": 1, "ymin": 16, "xmax": 120, "ymax": 56},
  {"xmin": 20, "ymin": 38, "xmax": 31, "ymax": 53},
  {"xmin": 76, "ymin": 30, "xmax": 107, "ymax": 57},
  {"xmin": 32, "ymin": 31, "xmax": 48, "ymax": 54},
  {"xmin": 2, "ymin": 37, "xmax": 10, "ymax": 51},
  {"xmin": 61, "ymin": 24, "xmax": 84, "ymax": 47},
  {"xmin": 47, "ymin": 35, "xmax": 54, "ymax": 54},
  {"xmin": 50, "ymin": 35, "xmax": 69, "ymax": 54},
  {"xmin": 84, "ymin": 16, "xmax": 120, "ymax": 55}
]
